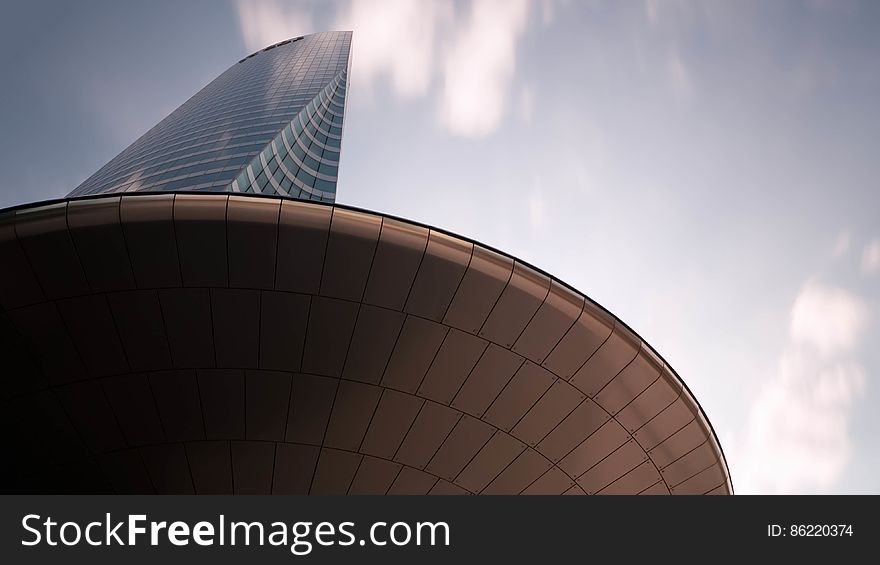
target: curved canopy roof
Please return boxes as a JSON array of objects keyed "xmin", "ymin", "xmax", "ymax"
[{"xmin": 0, "ymin": 193, "xmax": 731, "ymax": 495}]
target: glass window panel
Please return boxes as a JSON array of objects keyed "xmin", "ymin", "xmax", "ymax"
[
  {"xmin": 303, "ymin": 155, "xmax": 320, "ymax": 171},
  {"xmin": 255, "ymin": 171, "xmax": 269, "ymax": 189},
  {"xmin": 318, "ymin": 162, "xmax": 338, "ymax": 176},
  {"xmin": 315, "ymin": 178, "xmax": 336, "ymax": 191}
]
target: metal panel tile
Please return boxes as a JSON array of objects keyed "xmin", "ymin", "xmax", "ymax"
[
  {"xmin": 67, "ymin": 197, "xmax": 135, "ymax": 292},
  {"xmin": 576, "ymin": 439, "xmax": 647, "ymax": 495},
  {"xmin": 348, "ymin": 456, "xmax": 402, "ymax": 495},
  {"xmin": 174, "ymin": 194, "xmax": 228, "ymax": 287},
  {"xmin": 159, "ymin": 288, "xmax": 215, "ymax": 369},
  {"xmin": 27, "ymin": 463, "xmax": 106, "ymax": 494},
  {"xmin": 570, "ymin": 327, "xmax": 639, "ymax": 396},
  {"xmin": 444, "ymin": 245, "xmax": 512, "ymax": 333},
  {"xmin": 639, "ymin": 480, "xmax": 670, "ymax": 495},
  {"xmin": 6, "ymin": 398, "xmax": 47, "ymax": 475},
  {"xmin": 311, "ymin": 448, "xmax": 361, "ymax": 494},
  {"xmin": 227, "ymin": 196, "xmax": 280, "ymax": 290},
  {"xmin": 56, "ymin": 381, "xmax": 126, "ymax": 454},
  {"xmin": 479, "ymin": 262, "xmax": 550, "ymax": 348},
  {"xmin": 231, "ymin": 440, "xmax": 275, "ymax": 494},
  {"xmin": 99, "ymin": 450, "xmax": 154, "ymax": 494},
  {"xmin": 425, "ymin": 414, "xmax": 494, "ymax": 482},
  {"xmin": 301, "ymin": 296, "xmax": 358, "ymax": 378},
  {"xmin": 558, "ymin": 418, "xmax": 629, "ymax": 478},
  {"xmin": 0, "ymin": 314, "xmax": 45, "ymax": 397},
  {"xmin": 2, "ymin": 398, "xmax": 29, "ymax": 474},
  {"xmin": 107, "ymin": 291, "xmax": 172, "ymax": 372},
  {"xmin": 102, "ymin": 373, "xmax": 165, "ymax": 446},
  {"xmin": 342, "ymin": 305, "xmax": 405, "ymax": 384},
  {"xmin": 632, "ymin": 398, "xmax": 695, "ymax": 450},
  {"xmin": 511, "ymin": 379, "xmax": 586, "ymax": 447},
  {"xmin": 521, "ymin": 466, "xmax": 574, "ymax": 495},
  {"xmin": 405, "ymin": 231, "xmax": 471, "ymax": 321},
  {"xmin": 706, "ymin": 483, "xmax": 728, "ymax": 495},
  {"xmin": 140, "ymin": 444, "xmax": 194, "ymax": 494},
  {"xmin": 452, "ymin": 344, "xmax": 523, "ymax": 418},
  {"xmin": 285, "ymin": 373, "xmax": 337, "ymax": 445},
  {"xmin": 361, "ymin": 389, "xmax": 424, "ymax": 459},
  {"xmin": 186, "ymin": 441, "xmax": 233, "ymax": 494},
  {"xmin": 380, "ymin": 316, "xmax": 447, "ymax": 393},
  {"xmin": 363, "ymin": 218, "xmax": 428, "ymax": 310},
  {"xmin": 0, "ymin": 220, "xmax": 44, "ymax": 309},
  {"xmin": 594, "ymin": 348, "xmax": 662, "ymax": 415},
  {"xmin": 272, "ymin": 443, "xmax": 320, "ymax": 494},
  {"xmin": 418, "ymin": 329, "xmax": 488, "ymax": 404},
  {"xmin": 482, "ymin": 448, "xmax": 554, "ymax": 495},
  {"xmin": 119, "ymin": 194, "xmax": 180, "ymax": 288},
  {"xmin": 616, "ymin": 370, "xmax": 681, "ymax": 433},
  {"xmin": 324, "ymin": 380, "xmax": 382, "ymax": 451},
  {"xmin": 536, "ymin": 399, "xmax": 609, "ymax": 463},
  {"xmin": 275, "ymin": 200, "xmax": 331, "ymax": 293},
  {"xmin": 456, "ymin": 431, "xmax": 525, "ymax": 493},
  {"xmin": 15, "ymin": 202, "xmax": 88, "ymax": 299},
  {"xmin": 0, "ymin": 313, "xmax": 45, "ymax": 397},
  {"xmin": 246, "ymin": 370, "xmax": 291, "ymax": 441},
  {"xmin": 649, "ymin": 420, "xmax": 708, "ymax": 468},
  {"xmin": 542, "ymin": 302, "xmax": 613, "ymax": 379},
  {"xmin": 148, "ymin": 370, "xmax": 204, "ymax": 442},
  {"xmin": 428, "ymin": 479, "xmax": 469, "ymax": 495},
  {"xmin": 394, "ymin": 401, "xmax": 460, "ymax": 469},
  {"xmin": 670, "ymin": 464, "xmax": 725, "ymax": 495},
  {"xmin": 211, "ymin": 288, "xmax": 260, "ymax": 369},
  {"xmin": 484, "ymin": 362, "xmax": 555, "ymax": 432},
  {"xmin": 259, "ymin": 291, "xmax": 309, "ymax": 371},
  {"xmin": 57, "ymin": 294, "xmax": 129, "ymax": 377},
  {"xmin": 597, "ymin": 459, "xmax": 661, "ymax": 495},
  {"xmin": 661, "ymin": 440, "xmax": 718, "ymax": 486},
  {"xmin": 321, "ymin": 209, "xmax": 381, "ymax": 301},
  {"xmin": 6, "ymin": 302, "xmax": 87, "ymax": 385},
  {"xmin": 12, "ymin": 391, "xmax": 87, "ymax": 467},
  {"xmin": 387, "ymin": 466, "xmax": 438, "ymax": 495},
  {"xmin": 513, "ymin": 281, "xmax": 583, "ymax": 364},
  {"xmin": 47, "ymin": 460, "xmax": 112, "ymax": 494},
  {"xmin": 198, "ymin": 369, "xmax": 245, "ymax": 440}
]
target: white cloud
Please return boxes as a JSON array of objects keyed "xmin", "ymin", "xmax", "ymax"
[
  {"xmin": 644, "ymin": 0, "xmax": 659, "ymax": 27},
  {"xmin": 790, "ymin": 280, "xmax": 867, "ymax": 358},
  {"xmin": 233, "ymin": 0, "xmax": 314, "ymax": 52},
  {"xmin": 667, "ymin": 52, "xmax": 694, "ymax": 100},
  {"xmin": 334, "ymin": 0, "xmax": 452, "ymax": 99},
  {"xmin": 540, "ymin": 0, "xmax": 559, "ymax": 26},
  {"xmin": 518, "ymin": 84, "xmax": 534, "ymax": 125},
  {"xmin": 336, "ymin": 0, "xmax": 453, "ymax": 97},
  {"xmin": 861, "ymin": 238, "xmax": 880, "ymax": 275},
  {"xmin": 733, "ymin": 349, "xmax": 865, "ymax": 494},
  {"xmin": 731, "ymin": 281, "xmax": 868, "ymax": 494},
  {"xmin": 235, "ymin": 0, "xmax": 532, "ymax": 137},
  {"xmin": 832, "ymin": 229, "xmax": 850, "ymax": 258},
  {"xmin": 528, "ymin": 178, "xmax": 545, "ymax": 229},
  {"xmin": 437, "ymin": 0, "xmax": 529, "ymax": 137}
]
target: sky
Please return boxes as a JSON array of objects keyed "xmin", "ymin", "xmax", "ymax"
[{"xmin": 1, "ymin": 0, "xmax": 878, "ymax": 494}]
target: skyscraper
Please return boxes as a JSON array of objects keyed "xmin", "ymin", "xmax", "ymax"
[
  {"xmin": 0, "ymin": 32, "xmax": 732, "ymax": 495},
  {"xmin": 69, "ymin": 31, "xmax": 351, "ymax": 202}
]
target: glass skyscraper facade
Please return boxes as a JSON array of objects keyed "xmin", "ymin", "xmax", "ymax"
[{"xmin": 68, "ymin": 31, "xmax": 351, "ymax": 203}]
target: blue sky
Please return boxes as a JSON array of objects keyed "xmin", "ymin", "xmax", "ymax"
[{"xmin": 1, "ymin": 0, "xmax": 878, "ymax": 494}]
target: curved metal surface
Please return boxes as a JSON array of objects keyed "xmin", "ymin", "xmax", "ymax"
[{"xmin": 0, "ymin": 192, "xmax": 732, "ymax": 495}]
